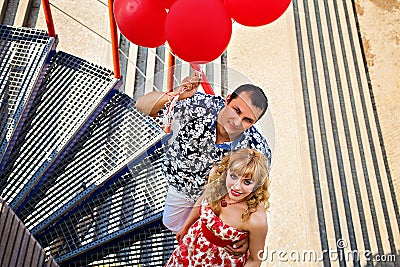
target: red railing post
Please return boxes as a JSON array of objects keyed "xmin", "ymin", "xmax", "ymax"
[
  {"xmin": 167, "ymin": 50, "xmax": 175, "ymax": 92},
  {"xmin": 108, "ymin": 0, "xmax": 121, "ymax": 79},
  {"xmin": 41, "ymin": 0, "xmax": 121, "ymax": 79},
  {"xmin": 41, "ymin": 0, "xmax": 56, "ymax": 37}
]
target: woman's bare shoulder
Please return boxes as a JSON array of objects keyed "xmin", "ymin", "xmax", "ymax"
[{"xmin": 244, "ymin": 205, "xmax": 268, "ymax": 231}]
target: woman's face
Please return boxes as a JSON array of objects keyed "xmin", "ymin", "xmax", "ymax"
[{"xmin": 225, "ymin": 169, "xmax": 256, "ymax": 201}]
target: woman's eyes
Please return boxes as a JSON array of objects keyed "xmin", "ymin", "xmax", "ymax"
[
  {"xmin": 244, "ymin": 180, "xmax": 253, "ymax": 185},
  {"xmin": 229, "ymin": 172, "xmax": 253, "ymax": 185}
]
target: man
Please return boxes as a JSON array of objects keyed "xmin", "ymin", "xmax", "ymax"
[{"xmin": 136, "ymin": 72, "xmax": 271, "ymax": 244}]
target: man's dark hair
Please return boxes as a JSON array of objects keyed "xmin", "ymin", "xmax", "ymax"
[{"xmin": 228, "ymin": 84, "xmax": 269, "ymax": 119}]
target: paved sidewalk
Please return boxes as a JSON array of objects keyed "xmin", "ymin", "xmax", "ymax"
[{"xmin": 227, "ymin": 1, "xmax": 399, "ymax": 266}]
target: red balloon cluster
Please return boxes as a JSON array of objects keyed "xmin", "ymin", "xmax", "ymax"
[
  {"xmin": 165, "ymin": 0, "xmax": 232, "ymax": 64},
  {"xmin": 114, "ymin": 0, "xmax": 291, "ymax": 63},
  {"xmin": 113, "ymin": 0, "xmax": 166, "ymax": 48}
]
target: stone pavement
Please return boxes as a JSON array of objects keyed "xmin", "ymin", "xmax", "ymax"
[{"xmin": 228, "ymin": 1, "xmax": 400, "ymax": 266}]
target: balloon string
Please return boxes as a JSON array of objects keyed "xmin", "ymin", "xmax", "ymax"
[{"xmin": 162, "ymin": 87, "xmax": 188, "ymax": 133}]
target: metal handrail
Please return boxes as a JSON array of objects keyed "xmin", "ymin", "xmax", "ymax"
[
  {"xmin": 41, "ymin": 0, "xmax": 55, "ymax": 37},
  {"xmin": 41, "ymin": 0, "xmax": 121, "ymax": 78},
  {"xmin": 108, "ymin": 0, "xmax": 121, "ymax": 78}
]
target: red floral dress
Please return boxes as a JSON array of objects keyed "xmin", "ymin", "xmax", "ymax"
[{"xmin": 165, "ymin": 202, "xmax": 249, "ymax": 267}]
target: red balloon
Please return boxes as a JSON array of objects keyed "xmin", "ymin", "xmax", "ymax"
[
  {"xmin": 165, "ymin": 0, "xmax": 222, "ymax": 9},
  {"xmin": 114, "ymin": 0, "xmax": 167, "ymax": 48},
  {"xmin": 224, "ymin": 0, "xmax": 292, "ymax": 27},
  {"xmin": 165, "ymin": 0, "xmax": 176, "ymax": 9},
  {"xmin": 165, "ymin": 0, "xmax": 232, "ymax": 64}
]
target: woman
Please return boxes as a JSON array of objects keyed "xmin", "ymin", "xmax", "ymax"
[{"xmin": 165, "ymin": 148, "xmax": 270, "ymax": 267}]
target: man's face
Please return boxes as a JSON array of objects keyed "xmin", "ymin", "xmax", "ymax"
[{"xmin": 217, "ymin": 91, "xmax": 263, "ymax": 139}]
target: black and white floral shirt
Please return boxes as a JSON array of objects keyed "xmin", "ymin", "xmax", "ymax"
[{"xmin": 161, "ymin": 92, "xmax": 271, "ymax": 202}]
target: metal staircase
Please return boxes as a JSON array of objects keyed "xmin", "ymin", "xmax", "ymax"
[
  {"xmin": 1, "ymin": 0, "xmax": 399, "ymax": 266},
  {"xmin": 0, "ymin": 9, "xmax": 178, "ymax": 265}
]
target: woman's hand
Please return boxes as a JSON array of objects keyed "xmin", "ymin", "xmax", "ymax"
[{"xmin": 176, "ymin": 226, "xmax": 188, "ymax": 242}]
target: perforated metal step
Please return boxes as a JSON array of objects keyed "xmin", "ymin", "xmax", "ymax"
[
  {"xmin": 0, "ymin": 50, "xmax": 120, "ymax": 209},
  {"xmin": 60, "ymin": 220, "xmax": 176, "ymax": 267},
  {"xmin": 0, "ymin": 25, "xmax": 55, "ymax": 173},
  {"xmin": 37, "ymin": 146, "xmax": 169, "ymax": 263},
  {"xmin": 18, "ymin": 92, "xmax": 168, "ymax": 239}
]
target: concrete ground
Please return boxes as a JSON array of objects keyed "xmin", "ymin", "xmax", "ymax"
[
  {"xmin": 228, "ymin": 1, "xmax": 399, "ymax": 266},
  {"xmin": 30, "ymin": 0, "xmax": 399, "ymax": 265}
]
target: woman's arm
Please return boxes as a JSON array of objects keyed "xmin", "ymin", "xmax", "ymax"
[
  {"xmin": 176, "ymin": 165, "xmax": 218, "ymax": 241},
  {"xmin": 175, "ymin": 194, "xmax": 205, "ymax": 242},
  {"xmin": 244, "ymin": 212, "xmax": 268, "ymax": 267}
]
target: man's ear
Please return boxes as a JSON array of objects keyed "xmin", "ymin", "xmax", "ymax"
[{"xmin": 225, "ymin": 94, "xmax": 232, "ymax": 105}]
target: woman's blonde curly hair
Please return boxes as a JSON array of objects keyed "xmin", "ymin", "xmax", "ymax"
[{"xmin": 204, "ymin": 148, "xmax": 270, "ymax": 221}]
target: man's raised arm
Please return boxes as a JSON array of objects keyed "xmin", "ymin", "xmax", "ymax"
[
  {"xmin": 135, "ymin": 72, "xmax": 202, "ymax": 117},
  {"xmin": 135, "ymin": 91, "xmax": 171, "ymax": 117}
]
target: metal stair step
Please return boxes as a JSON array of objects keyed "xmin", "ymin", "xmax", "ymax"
[
  {"xmin": 0, "ymin": 24, "xmax": 55, "ymax": 173},
  {"xmin": 0, "ymin": 50, "xmax": 120, "ymax": 210}
]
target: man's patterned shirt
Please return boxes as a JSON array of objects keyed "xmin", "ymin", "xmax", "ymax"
[{"xmin": 161, "ymin": 92, "xmax": 272, "ymax": 202}]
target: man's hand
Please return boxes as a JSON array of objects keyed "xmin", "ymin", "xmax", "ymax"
[
  {"xmin": 225, "ymin": 236, "xmax": 249, "ymax": 258},
  {"xmin": 135, "ymin": 70, "xmax": 202, "ymax": 117},
  {"xmin": 177, "ymin": 71, "xmax": 202, "ymax": 100}
]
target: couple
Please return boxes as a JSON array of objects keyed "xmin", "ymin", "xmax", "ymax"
[{"xmin": 136, "ymin": 72, "xmax": 271, "ymax": 266}]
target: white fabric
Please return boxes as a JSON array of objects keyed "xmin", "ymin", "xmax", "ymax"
[{"xmin": 163, "ymin": 186, "xmax": 195, "ymax": 232}]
